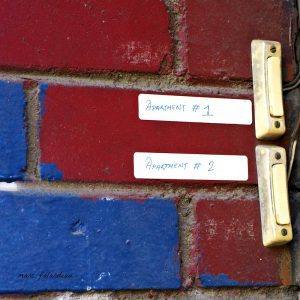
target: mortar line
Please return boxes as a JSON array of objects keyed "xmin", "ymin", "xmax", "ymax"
[
  {"xmin": 1, "ymin": 181, "xmax": 258, "ymax": 199},
  {"xmin": 163, "ymin": 0, "xmax": 188, "ymax": 75},
  {"xmin": 175, "ymin": 187, "xmax": 196, "ymax": 287},
  {"xmin": 0, "ymin": 70, "xmax": 252, "ymax": 96},
  {"xmin": 111, "ymin": 286, "xmax": 298, "ymax": 299},
  {"xmin": 24, "ymin": 82, "xmax": 41, "ymax": 181}
]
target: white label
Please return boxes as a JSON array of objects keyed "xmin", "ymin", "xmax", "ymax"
[
  {"xmin": 134, "ymin": 152, "xmax": 248, "ymax": 181},
  {"xmin": 138, "ymin": 94, "xmax": 252, "ymax": 125}
]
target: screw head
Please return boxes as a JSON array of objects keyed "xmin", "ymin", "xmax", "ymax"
[
  {"xmin": 275, "ymin": 152, "xmax": 281, "ymax": 160},
  {"xmin": 274, "ymin": 121, "xmax": 281, "ymax": 128},
  {"xmin": 281, "ymin": 229, "xmax": 288, "ymax": 236},
  {"xmin": 270, "ymin": 45, "xmax": 277, "ymax": 53}
]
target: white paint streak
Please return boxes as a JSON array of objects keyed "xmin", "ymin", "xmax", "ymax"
[
  {"xmin": 204, "ymin": 219, "xmax": 218, "ymax": 240},
  {"xmin": 0, "ymin": 182, "xmax": 18, "ymax": 191},
  {"xmin": 97, "ymin": 272, "xmax": 111, "ymax": 281},
  {"xmin": 121, "ymin": 41, "xmax": 164, "ymax": 66},
  {"xmin": 205, "ymin": 217, "xmax": 255, "ymax": 241},
  {"xmin": 224, "ymin": 218, "xmax": 255, "ymax": 241}
]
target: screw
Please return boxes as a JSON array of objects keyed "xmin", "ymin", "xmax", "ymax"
[
  {"xmin": 270, "ymin": 45, "xmax": 276, "ymax": 53},
  {"xmin": 274, "ymin": 121, "xmax": 281, "ymax": 128},
  {"xmin": 281, "ymin": 229, "xmax": 288, "ymax": 236},
  {"xmin": 275, "ymin": 152, "xmax": 281, "ymax": 160}
]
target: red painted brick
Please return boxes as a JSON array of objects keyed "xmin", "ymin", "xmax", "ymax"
[
  {"xmin": 0, "ymin": 0, "xmax": 172, "ymax": 73},
  {"xmin": 193, "ymin": 200, "xmax": 291, "ymax": 287},
  {"xmin": 184, "ymin": 0, "xmax": 296, "ymax": 81},
  {"xmin": 39, "ymin": 84, "xmax": 257, "ymax": 183}
]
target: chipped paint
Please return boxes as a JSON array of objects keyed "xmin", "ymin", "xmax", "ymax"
[
  {"xmin": 199, "ymin": 273, "xmax": 277, "ymax": 287},
  {"xmin": 38, "ymin": 82, "xmax": 48, "ymax": 118},
  {"xmin": 194, "ymin": 200, "xmax": 289, "ymax": 286},
  {"xmin": 40, "ymin": 163, "xmax": 64, "ymax": 181}
]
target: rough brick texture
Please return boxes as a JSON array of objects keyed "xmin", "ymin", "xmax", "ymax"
[
  {"xmin": 0, "ymin": 80, "xmax": 27, "ymax": 181},
  {"xmin": 0, "ymin": 191, "xmax": 180, "ymax": 292},
  {"xmin": 184, "ymin": 0, "xmax": 296, "ymax": 81},
  {"xmin": 290, "ymin": 192, "xmax": 300, "ymax": 286},
  {"xmin": 0, "ymin": 0, "xmax": 172, "ymax": 73},
  {"xmin": 193, "ymin": 200, "xmax": 291, "ymax": 287},
  {"xmin": 285, "ymin": 89, "xmax": 300, "ymax": 189},
  {"xmin": 39, "ymin": 83, "xmax": 256, "ymax": 183}
]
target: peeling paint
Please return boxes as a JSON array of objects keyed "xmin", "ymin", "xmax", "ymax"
[
  {"xmin": 199, "ymin": 273, "xmax": 277, "ymax": 287},
  {"xmin": 38, "ymin": 82, "xmax": 48, "ymax": 118},
  {"xmin": 40, "ymin": 163, "xmax": 64, "ymax": 181}
]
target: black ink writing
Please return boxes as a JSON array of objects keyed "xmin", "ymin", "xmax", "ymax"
[
  {"xmin": 146, "ymin": 100, "xmax": 186, "ymax": 112},
  {"xmin": 18, "ymin": 272, "xmax": 73, "ymax": 280},
  {"xmin": 145, "ymin": 157, "xmax": 188, "ymax": 171},
  {"xmin": 208, "ymin": 161, "xmax": 215, "ymax": 171},
  {"xmin": 202, "ymin": 105, "xmax": 213, "ymax": 117}
]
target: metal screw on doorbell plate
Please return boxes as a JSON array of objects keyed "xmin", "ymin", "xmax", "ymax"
[
  {"xmin": 274, "ymin": 121, "xmax": 281, "ymax": 128},
  {"xmin": 281, "ymin": 229, "xmax": 288, "ymax": 236},
  {"xmin": 275, "ymin": 152, "xmax": 281, "ymax": 160},
  {"xmin": 270, "ymin": 45, "xmax": 276, "ymax": 53}
]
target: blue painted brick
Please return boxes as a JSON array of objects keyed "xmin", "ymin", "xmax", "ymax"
[
  {"xmin": 0, "ymin": 80, "xmax": 27, "ymax": 181},
  {"xmin": 0, "ymin": 192, "xmax": 180, "ymax": 292}
]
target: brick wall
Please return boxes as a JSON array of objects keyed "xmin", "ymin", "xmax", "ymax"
[{"xmin": 0, "ymin": 1, "xmax": 299, "ymax": 299}]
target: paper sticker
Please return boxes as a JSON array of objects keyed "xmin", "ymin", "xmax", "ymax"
[
  {"xmin": 134, "ymin": 152, "xmax": 248, "ymax": 181},
  {"xmin": 138, "ymin": 94, "xmax": 252, "ymax": 125}
]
